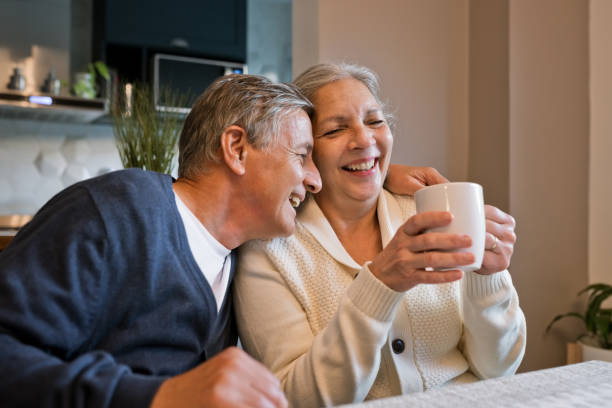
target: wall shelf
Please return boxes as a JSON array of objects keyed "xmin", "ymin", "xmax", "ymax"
[{"xmin": 0, "ymin": 92, "xmax": 108, "ymax": 123}]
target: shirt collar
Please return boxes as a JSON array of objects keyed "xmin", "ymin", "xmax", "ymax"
[{"xmin": 298, "ymin": 190, "xmax": 404, "ymax": 275}]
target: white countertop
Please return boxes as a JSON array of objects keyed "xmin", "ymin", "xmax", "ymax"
[{"xmin": 340, "ymin": 360, "xmax": 612, "ymax": 408}]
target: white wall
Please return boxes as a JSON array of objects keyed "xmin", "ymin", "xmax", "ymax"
[
  {"xmin": 509, "ymin": 0, "xmax": 589, "ymax": 371},
  {"xmin": 589, "ymin": 0, "xmax": 612, "ymax": 286}
]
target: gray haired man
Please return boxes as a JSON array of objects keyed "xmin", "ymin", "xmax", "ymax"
[{"xmin": 0, "ymin": 75, "xmax": 320, "ymax": 408}]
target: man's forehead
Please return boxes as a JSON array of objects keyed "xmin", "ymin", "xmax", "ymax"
[{"xmin": 282, "ymin": 110, "xmax": 314, "ymax": 150}]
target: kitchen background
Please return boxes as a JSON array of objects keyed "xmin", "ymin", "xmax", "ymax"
[
  {"xmin": 1, "ymin": 0, "xmax": 611, "ymax": 377},
  {"xmin": 0, "ymin": 0, "xmax": 290, "ymax": 213}
]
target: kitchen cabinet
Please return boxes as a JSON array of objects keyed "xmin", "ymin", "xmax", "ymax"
[{"xmin": 93, "ymin": 0, "xmax": 247, "ymax": 83}]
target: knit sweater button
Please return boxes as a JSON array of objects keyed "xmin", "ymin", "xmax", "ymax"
[{"xmin": 392, "ymin": 338, "xmax": 405, "ymax": 354}]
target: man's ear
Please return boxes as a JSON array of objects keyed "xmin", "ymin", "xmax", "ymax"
[{"xmin": 220, "ymin": 125, "xmax": 248, "ymax": 175}]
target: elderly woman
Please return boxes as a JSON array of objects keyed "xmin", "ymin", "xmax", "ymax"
[{"xmin": 234, "ymin": 63, "xmax": 526, "ymax": 407}]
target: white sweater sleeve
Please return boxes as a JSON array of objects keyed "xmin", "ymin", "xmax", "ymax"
[
  {"xmin": 234, "ymin": 246, "xmax": 404, "ymax": 407},
  {"xmin": 460, "ymin": 269, "xmax": 527, "ymax": 379}
]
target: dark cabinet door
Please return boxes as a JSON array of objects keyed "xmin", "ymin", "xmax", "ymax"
[{"xmin": 101, "ymin": 0, "xmax": 246, "ymax": 62}]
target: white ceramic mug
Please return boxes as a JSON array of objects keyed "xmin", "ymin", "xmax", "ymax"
[{"xmin": 414, "ymin": 182, "xmax": 485, "ymax": 272}]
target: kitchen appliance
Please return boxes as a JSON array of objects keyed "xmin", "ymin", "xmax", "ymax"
[{"xmin": 152, "ymin": 53, "xmax": 246, "ymax": 114}]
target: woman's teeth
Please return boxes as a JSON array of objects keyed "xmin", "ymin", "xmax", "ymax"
[
  {"xmin": 344, "ymin": 159, "xmax": 375, "ymax": 171},
  {"xmin": 289, "ymin": 196, "xmax": 301, "ymax": 208}
]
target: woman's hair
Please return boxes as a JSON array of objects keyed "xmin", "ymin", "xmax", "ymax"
[
  {"xmin": 292, "ymin": 62, "xmax": 394, "ymax": 128},
  {"xmin": 178, "ymin": 74, "xmax": 313, "ymax": 179}
]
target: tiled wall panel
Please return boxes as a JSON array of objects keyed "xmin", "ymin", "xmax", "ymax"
[{"xmin": 0, "ymin": 119, "xmax": 122, "ymax": 214}]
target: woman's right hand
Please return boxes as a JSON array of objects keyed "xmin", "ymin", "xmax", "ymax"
[{"xmin": 368, "ymin": 212, "xmax": 475, "ymax": 292}]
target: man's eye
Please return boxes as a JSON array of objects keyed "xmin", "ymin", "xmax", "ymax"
[{"xmin": 369, "ymin": 120, "xmax": 384, "ymax": 126}]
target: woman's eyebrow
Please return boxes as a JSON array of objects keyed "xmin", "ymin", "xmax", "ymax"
[{"xmin": 317, "ymin": 115, "xmax": 347, "ymax": 125}]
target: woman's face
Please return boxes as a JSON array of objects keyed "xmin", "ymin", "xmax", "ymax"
[{"xmin": 310, "ymin": 78, "xmax": 393, "ymax": 206}]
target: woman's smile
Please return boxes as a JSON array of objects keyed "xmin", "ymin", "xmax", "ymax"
[{"xmin": 341, "ymin": 157, "xmax": 379, "ymax": 175}]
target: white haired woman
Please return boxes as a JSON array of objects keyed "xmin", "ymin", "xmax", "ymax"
[{"xmin": 234, "ymin": 63, "xmax": 526, "ymax": 407}]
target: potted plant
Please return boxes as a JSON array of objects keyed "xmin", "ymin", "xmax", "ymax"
[
  {"xmin": 112, "ymin": 83, "xmax": 187, "ymax": 175},
  {"xmin": 73, "ymin": 61, "xmax": 110, "ymax": 99},
  {"xmin": 546, "ymin": 283, "xmax": 612, "ymax": 362}
]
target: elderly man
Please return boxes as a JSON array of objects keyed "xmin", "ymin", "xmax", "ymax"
[{"xmin": 0, "ymin": 74, "xmax": 445, "ymax": 408}]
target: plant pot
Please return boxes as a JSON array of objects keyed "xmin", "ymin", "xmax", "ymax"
[
  {"xmin": 73, "ymin": 72, "xmax": 96, "ymax": 99},
  {"xmin": 579, "ymin": 340, "xmax": 612, "ymax": 362}
]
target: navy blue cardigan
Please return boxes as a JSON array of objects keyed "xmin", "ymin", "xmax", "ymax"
[{"xmin": 0, "ymin": 169, "xmax": 237, "ymax": 408}]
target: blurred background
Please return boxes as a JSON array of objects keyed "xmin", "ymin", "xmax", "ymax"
[{"xmin": 0, "ymin": 0, "xmax": 610, "ymax": 374}]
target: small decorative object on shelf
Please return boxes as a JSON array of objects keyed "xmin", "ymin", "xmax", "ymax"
[
  {"xmin": 72, "ymin": 61, "xmax": 110, "ymax": 99},
  {"xmin": 7, "ymin": 67, "xmax": 26, "ymax": 91},
  {"xmin": 546, "ymin": 283, "xmax": 612, "ymax": 362},
  {"xmin": 41, "ymin": 69, "xmax": 62, "ymax": 95},
  {"xmin": 112, "ymin": 83, "xmax": 187, "ymax": 175}
]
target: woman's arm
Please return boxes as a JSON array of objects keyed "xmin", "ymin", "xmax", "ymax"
[
  {"xmin": 460, "ymin": 270, "xmax": 527, "ymax": 378},
  {"xmin": 234, "ymin": 244, "xmax": 404, "ymax": 407},
  {"xmin": 459, "ymin": 204, "xmax": 526, "ymax": 377}
]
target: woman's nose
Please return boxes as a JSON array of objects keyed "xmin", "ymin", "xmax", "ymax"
[
  {"xmin": 303, "ymin": 158, "xmax": 322, "ymax": 194},
  {"xmin": 349, "ymin": 125, "xmax": 375, "ymax": 149}
]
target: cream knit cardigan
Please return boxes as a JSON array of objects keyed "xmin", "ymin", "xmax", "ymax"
[{"xmin": 234, "ymin": 190, "xmax": 526, "ymax": 407}]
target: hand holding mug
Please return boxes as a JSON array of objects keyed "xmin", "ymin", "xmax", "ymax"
[
  {"xmin": 476, "ymin": 205, "xmax": 517, "ymax": 275},
  {"xmin": 368, "ymin": 211, "xmax": 474, "ymax": 292}
]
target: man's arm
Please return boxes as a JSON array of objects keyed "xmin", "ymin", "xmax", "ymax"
[
  {"xmin": 0, "ymin": 186, "xmax": 163, "ymax": 408},
  {"xmin": 384, "ymin": 164, "xmax": 448, "ymax": 195}
]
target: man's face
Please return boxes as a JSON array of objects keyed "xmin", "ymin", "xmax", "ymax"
[{"xmin": 245, "ymin": 110, "xmax": 321, "ymax": 238}]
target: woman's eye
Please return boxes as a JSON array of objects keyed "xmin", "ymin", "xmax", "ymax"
[{"xmin": 322, "ymin": 128, "xmax": 342, "ymax": 137}]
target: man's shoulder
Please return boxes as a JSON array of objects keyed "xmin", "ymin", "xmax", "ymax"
[
  {"xmin": 76, "ymin": 169, "xmax": 172, "ymax": 208},
  {"xmin": 57, "ymin": 169, "xmax": 178, "ymax": 235},
  {"xmin": 84, "ymin": 168, "xmax": 170, "ymax": 194}
]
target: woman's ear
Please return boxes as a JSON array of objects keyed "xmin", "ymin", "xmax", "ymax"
[{"xmin": 220, "ymin": 125, "xmax": 248, "ymax": 175}]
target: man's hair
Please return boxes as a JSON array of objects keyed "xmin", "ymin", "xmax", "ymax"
[
  {"xmin": 292, "ymin": 62, "xmax": 394, "ymax": 128},
  {"xmin": 178, "ymin": 74, "xmax": 313, "ymax": 179}
]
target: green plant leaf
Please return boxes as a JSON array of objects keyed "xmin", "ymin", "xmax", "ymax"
[
  {"xmin": 94, "ymin": 61, "xmax": 110, "ymax": 81},
  {"xmin": 112, "ymin": 83, "xmax": 186, "ymax": 174},
  {"xmin": 579, "ymin": 283, "xmax": 612, "ymax": 303},
  {"xmin": 594, "ymin": 310, "xmax": 612, "ymax": 348},
  {"xmin": 545, "ymin": 312, "xmax": 585, "ymax": 333},
  {"xmin": 585, "ymin": 288, "xmax": 612, "ymax": 333}
]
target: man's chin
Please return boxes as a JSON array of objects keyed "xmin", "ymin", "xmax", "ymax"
[{"xmin": 272, "ymin": 220, "xmax": 297, "ymax": 239}]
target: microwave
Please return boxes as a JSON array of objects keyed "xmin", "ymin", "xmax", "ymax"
[{"xmin": 152, "ymin": 53, "xmax": 247, "ymax": 114}]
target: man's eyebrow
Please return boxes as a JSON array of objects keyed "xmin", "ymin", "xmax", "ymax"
[{"xmin": 294, "ymin": 141, "xmax": 313, "ymax": 153}]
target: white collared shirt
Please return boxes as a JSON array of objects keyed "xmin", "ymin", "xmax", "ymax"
[{"xmin": 174, "ymin": 192, "xmax": 231, "ymax": 311}]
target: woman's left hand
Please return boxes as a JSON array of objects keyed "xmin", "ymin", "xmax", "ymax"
[{"xmin": 476, "ymin": 205, "xmax": 517, "ymax": 275}]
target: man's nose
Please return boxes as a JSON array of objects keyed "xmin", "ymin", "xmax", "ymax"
[{"xmin": 303, "ymin": 158, "xmax": 322, "ymax": 194}]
